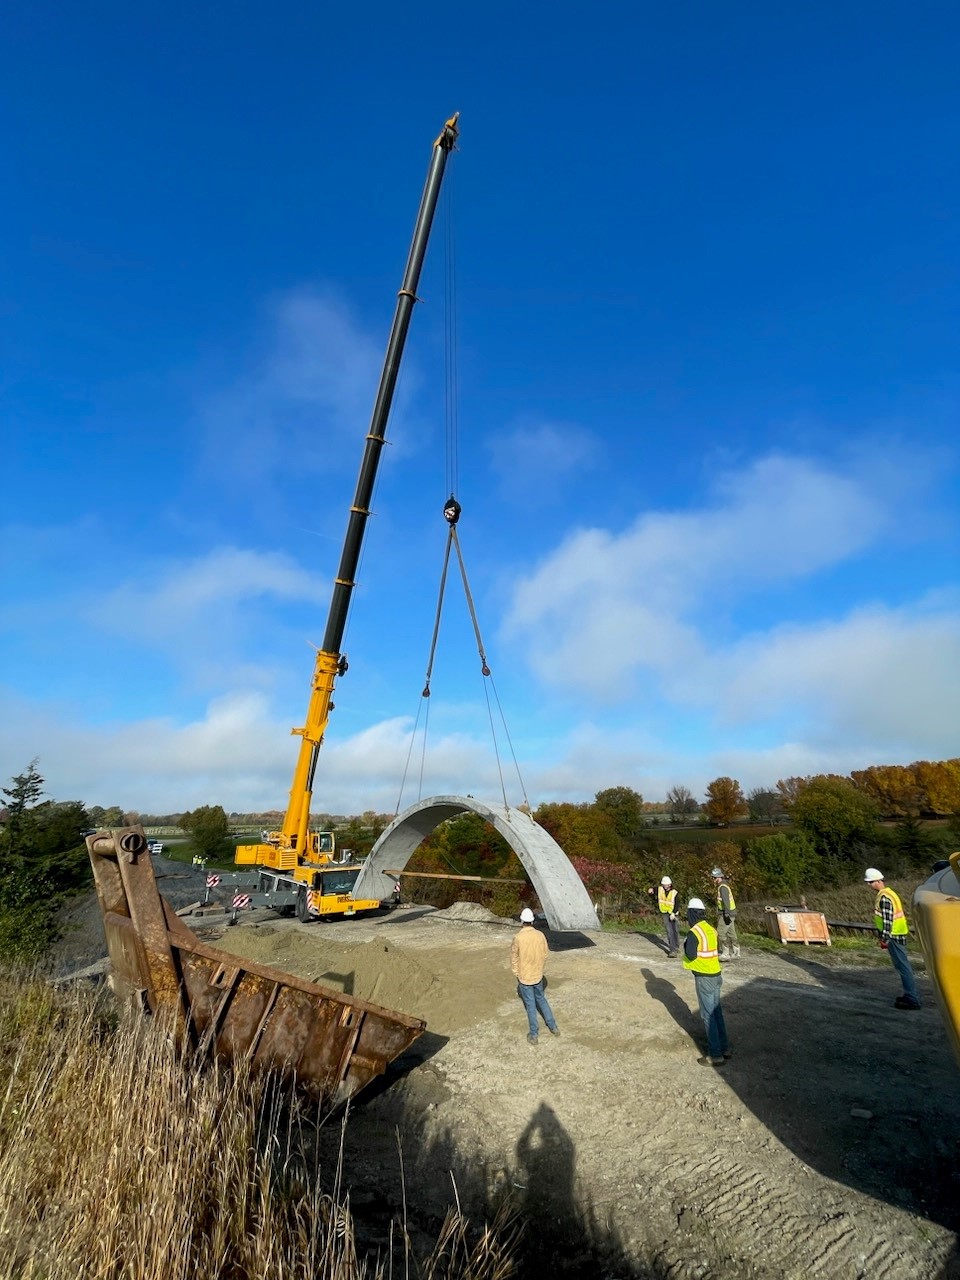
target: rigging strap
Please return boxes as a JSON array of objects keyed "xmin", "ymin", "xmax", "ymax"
[
  {"xmin": 450, "ymin": 527, "xmax": 491, "ymax": 677},
  {"xmin": 397, "ymin": 498, "xmax": 529, "ymax": 814}
]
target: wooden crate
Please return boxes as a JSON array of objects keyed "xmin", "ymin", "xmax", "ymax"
[{"xmin": 767, "ymin": 910, "xmax": 832, "ymax": 946}]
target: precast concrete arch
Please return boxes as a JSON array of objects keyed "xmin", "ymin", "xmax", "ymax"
[{"xmin": 352, "ymin": 795, "xmax": 600, "ymax": 933}]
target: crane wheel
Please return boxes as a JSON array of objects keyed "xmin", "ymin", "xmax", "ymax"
[{"xmin": 296, "ymin": 889, "xmax": 310, "ymax": 923}]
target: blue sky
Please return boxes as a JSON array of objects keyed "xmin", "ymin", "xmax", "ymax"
[{"xmin": 2, "ymin": 2, "xmax": 958, "ymax": 817}]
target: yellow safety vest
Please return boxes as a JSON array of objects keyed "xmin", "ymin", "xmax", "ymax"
[
  {"xmin": 657, "ymin": 885, "xmax": 677, "ymax": 914},
  {"xmin": 716, "ymin": 882, "xmax": 737, "ymax": 912},
  {"xmin": 874, "ymin": 887, "xmax": 909, "ymax": 937},
  {"xmin": 683, "ymin": 921, "xmax": 721, "ymax": 975}
]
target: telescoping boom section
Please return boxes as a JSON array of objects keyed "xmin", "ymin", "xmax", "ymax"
[{"xmin": 237, "ymin": 113, "xmax": 460, "ymax": 882}]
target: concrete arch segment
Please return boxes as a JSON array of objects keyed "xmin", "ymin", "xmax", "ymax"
[{"xmin": 352, "ymin": 795, "xmax": 600, "ymax": 933}]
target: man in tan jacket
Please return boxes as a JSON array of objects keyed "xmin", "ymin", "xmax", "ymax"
[{"xmin": 511, "ymin": 907, "xmax": 560, "ymax": 1045}]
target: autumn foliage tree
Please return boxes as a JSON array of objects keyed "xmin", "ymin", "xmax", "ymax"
[
  {"xmin": 791, "ymin": 776, "xmax": 878, "ymax": 865},
  {"xmin": 593, "ymin": 786, "xmax": 645, "ymax": 846},
  {"xmin": 913, "ymin": 759, "xmax": 960, "ymax": 815},
  {"xmin": 703, "ymin": 777, "xmax": 748, "ymax": 826},
  {"xmin": 569, "ymin": 857, "xmax": 636, "ymax": 906},
  {"xmin": 852, "ymin": 758, "xmax": 960, "ymax": 818},
  {"xmin": 775, "ymin": 777, "xmax": 808, "ymax": 811},
  {"xmin": 850, "ymin": 764, "xmax": 923, "ymax": 817},
  {"xmin": 533, "ymin": 802, "xmax": 623, "ymax": 862}
]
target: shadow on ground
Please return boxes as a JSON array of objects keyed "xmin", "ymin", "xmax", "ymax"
[
  {"xmin": 647, "ymin": 950, "xmax": 960, "ymax": 1236},
  {"xmin": 311, "ymin": 1096, "xmax": 668, "ymax": 1278},
  {"xmin": 634, "ymin": 928, "xmax": 674, "ymax": 955}
]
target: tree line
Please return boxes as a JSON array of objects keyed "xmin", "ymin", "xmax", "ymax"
[
  {"xmin": 403, "ymin": 771, "xmax": 959, "ymax": 918},
  {"xmin": 2, "ymin": 757, "xmax": 957, "ymax": 957}
]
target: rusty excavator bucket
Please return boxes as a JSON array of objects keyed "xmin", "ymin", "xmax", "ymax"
[{"xmin": 86, "ymin": 827, "xmax": 425, "ymax": 1110}]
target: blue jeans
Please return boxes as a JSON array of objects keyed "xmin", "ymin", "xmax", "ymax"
[
  {"xmin": 517, "ymin": 980, "xmax": 557, "ymax": 1037},
  {"xmin": 888, "ymin": 938, "xmax": 920, "ymax": 1005},
  {"xmin": 693, "ymin": 972, "xmax": 729, "ymax": 1058}
]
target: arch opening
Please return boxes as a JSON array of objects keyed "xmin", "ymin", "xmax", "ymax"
[{"xmin": 352, "ymin": 795, "xmax": 600, "ymax": 932}]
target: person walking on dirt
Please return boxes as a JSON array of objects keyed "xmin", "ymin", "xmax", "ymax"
[
  {"xmin": 683, "ymin": 897, "xmax": 731, "ymax": 1067},
  {"xmin": 657, "ymin": 876, "xmax": 680, "ymax": 956},
  {"xmin": 511, "ymin": 907, "xmax": 560, "ymax": 1046},
  {"xmin": 864, "ymin": 868, "xmax": 921, "ymax": 1010},
  {"xmin": 711, "ymin": 868, "xmax": 739, "ymax": 961}
]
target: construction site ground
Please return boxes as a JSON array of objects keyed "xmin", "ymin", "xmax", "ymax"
[{"xmin": 54, "ymin": 864, "xmax": 960, "ymax": 1280}]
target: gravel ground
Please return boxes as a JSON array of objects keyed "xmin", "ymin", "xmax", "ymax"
[{"xmin": 50, "ymin": 866, "xmax": 960, "ymax": 1279}]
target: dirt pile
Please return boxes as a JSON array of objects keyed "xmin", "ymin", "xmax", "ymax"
[{"xmin": 210, "ymin": 907, "xmax": 512, "ymax": 1034}]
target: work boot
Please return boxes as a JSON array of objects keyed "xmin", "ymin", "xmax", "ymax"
[
  {"xmin": 697, "ymin": 1056, "xmax": 725, "ymax": 1067},
  {"xmin": 732, "ymin": 945, "xmax": 741, "ymax": 959},
  {"xmin": 527, "ymin": 1033, "xmax": 539, "ymax": 1045},
  {"xmin": 549, "ymin": 1026, "xmax": 561, "ymax": 1037},
  {"xmin": 894, "ymin": 996, "xmax": 921, "ymax": 1010},
  {"xmin": 719, "ymin": 948, "xmax": 730, "ymax": 963}
]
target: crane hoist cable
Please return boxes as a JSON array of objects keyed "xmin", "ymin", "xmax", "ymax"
[
  {"xmin": 394, "ymin": 151, "xmax": 528, "ymax": 817},
  {"xmin": 443, "ymin": 162, "xmax": 459, "ymax": 503},
  {"xmin": 395, "ymin": 495, "xmax": 530, "ymax": 815}
]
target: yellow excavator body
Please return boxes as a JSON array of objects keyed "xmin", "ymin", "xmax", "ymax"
[{"xmin": 912, "ymin": 850, "xmax": 960, "ymax": 1068}]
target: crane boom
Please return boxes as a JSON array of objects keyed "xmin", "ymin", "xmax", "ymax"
[{"xmin": 239, "ymin": 113, "xmax": 459, "ymax": 872}]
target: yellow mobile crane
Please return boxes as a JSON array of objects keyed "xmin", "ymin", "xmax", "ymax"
[{"xmin": 216, "ymin": 114, "xmax": 460, "ymax": 923}]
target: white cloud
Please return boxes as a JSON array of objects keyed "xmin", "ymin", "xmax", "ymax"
[
  {"xmin": 0, "ymin": 687, "xmax": 515, "ymax": 818},
  {"xmin": 95, "ymin": 547, "xmax": 325, "ymax": 635},
  {"xmin": 487, "ymin": 418, "xmax": 599, "ymax": 499},
  {"xmin": 708, "ymin": 595, "xmax": 960, "ymax": 751},
  {"xmin": 501, "ymin": 449, "xmax": 959, "ymax": 762},
  {"xmin": 198, "ymin": 287, "xmax": 425, "ymax": 487},
  {"xmin": 505, "ymin": 452, "xmax": 931, "ymax": 695},
  {"xmin": 508, "ymin": 453, "xmax": 885, "ymax": 645},
  {"xmin": 63, "ymin": 546, "xmax": 327, "ymax": 696}
]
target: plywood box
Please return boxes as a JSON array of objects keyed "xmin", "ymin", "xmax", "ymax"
[{"xmin": 767, "ymin": 910, "xmax": 832, "ymax": 946}]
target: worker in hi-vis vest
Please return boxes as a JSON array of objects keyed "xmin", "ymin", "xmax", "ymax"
[
  {"xmin": 864, "ymin": 868, "xmax": 921, "ymax": 1010},
  {"xmin": 711, "ymin": 867, "xmax": 740, "ymax": 960},
  {"xmin": 683, "ymin": 897, "xmax": 732, "ymax": 1067},
  {"xmin": 657, "ymin": 876, "xmax": 680, "ymax": 957}
]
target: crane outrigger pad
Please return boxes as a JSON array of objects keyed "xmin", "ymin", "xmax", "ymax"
[{"xmin": 86, "ymin": 827, "xmax": 425, "ymax": 1110}]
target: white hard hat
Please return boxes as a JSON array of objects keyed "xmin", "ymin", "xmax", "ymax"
[
  {"xmin": 711, "ymin": 867, "xmax": 724, "ymax": 878},
  {"xmin": 864, "ymin": 868, "xmax": 884, "ymax": 883},
  {"xmin": 520, "ymin": 907, "xmax": 535, "ymax": 923},
  {"xmin": 688, "ymin": 897, "xmax": 705, "ymax": 911},
  {"xmin": 661, "ymin": 876, "xmax": 672, "ymax": 886}
]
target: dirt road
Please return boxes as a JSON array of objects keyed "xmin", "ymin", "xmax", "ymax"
[{"xmin": 194, "ymin": 901, "xmax": 960, "ymax": 1279}]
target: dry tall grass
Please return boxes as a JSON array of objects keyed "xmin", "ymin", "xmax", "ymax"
[
  {"xmin": 738, "ymin": 873, "xmax": 927, "ymax": 926},
  {"xmin": 0, "ymin": 975, "xmax": 517, "ymax": 1280}
]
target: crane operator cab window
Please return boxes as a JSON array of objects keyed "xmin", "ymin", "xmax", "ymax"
[{"xmin": 320, "ymin": 868, "xmax": 361, "ymax": 896}]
